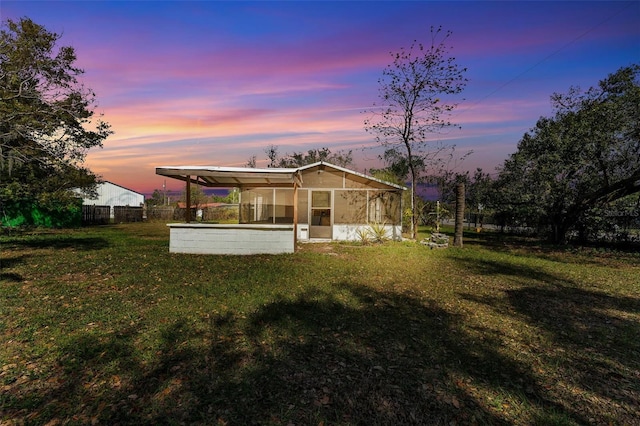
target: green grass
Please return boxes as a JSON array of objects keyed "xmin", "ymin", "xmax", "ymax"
[{"xmin": 1, "ymin": 223, "xmax": 639, "ymax": 425}]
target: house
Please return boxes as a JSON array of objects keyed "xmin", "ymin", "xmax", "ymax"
[
  {"xmin": 78, "ymin": 181, "xmax": 145, "ymax": 219},
  {"xmin": 156, "ymin": 162, "xmax": 405, "ymax": 255}
]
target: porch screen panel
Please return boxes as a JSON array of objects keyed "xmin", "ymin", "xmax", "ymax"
[
  {"xmin": 274, "ymin": 189, "xmax": 294, "ymax": 223},
  {"xmin": 368, "ymin": 191, "xmax": 401, "ymax": 223},
  {"xmin": 385, "ymin": 192, "xmax": 401, "ymax": 223},
  {"xmin": 239, "ymin": 189, "xmax": 274, "ymax": 223},
  {"xmin": 334, "ymin": 190, "xmax": 367, "ymax": 224},
  {"xmin": 297, "ymin": 189, "xmax": 309, "ymax": 224}
]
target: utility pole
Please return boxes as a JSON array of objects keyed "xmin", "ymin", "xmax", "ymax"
[{"xmin": 163, "ymin": 180, "xmax": 167, "ymax": 206}]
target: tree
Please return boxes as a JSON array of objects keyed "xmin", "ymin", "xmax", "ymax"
[
  {"xmin": 265, "ymin": 144, "xmax": 279, "ymax": 168},
  {"xmin": 219, "ymin": 187, "xmax": 239, "ymax": 204},
  {"xmin": 248, "ymin": 145, "xmax": 353, "ymax": 168},
  {"xmin": 0, "ymin": 18, "xmax": 111, "ymax": 223},
  {"xmin": 494, "ymin": 64, "xmax": 640, "ymax": 243},
  {"xmin": 364, "ymin": 27, "xmax": 467, "ymax": 239},
  {"xmin": 277, "ymin": 147, "xmax": 353, "ymax": 168},
  {"xmin": 434, "ymin": 170, "xmax": 468, "ymax": 205},
  {"xmin": 373, "ymin": 148, "xmax": 426, "ymax": 187},
  {"xmin": 465, "ymin": 168, "xmax": 495, "ymax": 230},
  {"xmin": 180, "ymin": 184, "xmax": 209, "ymax": 210},
  {"xmin": 145, "ymin": 189, "xmax": 166, "ymax": 207}
]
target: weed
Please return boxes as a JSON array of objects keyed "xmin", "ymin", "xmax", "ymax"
[{"xmin": 355, "ymin": 227, "xmax": 371, "ymax": 245}]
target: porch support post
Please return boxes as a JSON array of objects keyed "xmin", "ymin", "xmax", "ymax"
[
  {"xmin": 293, "ymin": 182, "xmax": 298, "ymax": 251},
  {"xmin": 185, "ymin": 176, "xmax": 191, "ymax": 223}
]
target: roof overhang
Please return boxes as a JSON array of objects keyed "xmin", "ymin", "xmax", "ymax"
[
  {"xmin": 156, "ymin": 166, "xmax": 302, "ymax": 188},
  {"xmin": 156, "ymin": 162, "xmax": 406, "ymax": 191}
]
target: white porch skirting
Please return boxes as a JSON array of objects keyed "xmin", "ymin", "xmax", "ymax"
[{"xmin": 167, "ymin": 223, "xmax": 295, "ymax": 255}]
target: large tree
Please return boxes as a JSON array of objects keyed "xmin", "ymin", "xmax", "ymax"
[
  {"xmin": 494, "ymin": 64, "xmax": 640, "ymax": 243},
  {"xmin": 364, "ymin": 27, "xmax": 467, "ymax": 239},
  {"xmin": 0, "ymin": 18, "xmax": 111, "ymax": 216}
]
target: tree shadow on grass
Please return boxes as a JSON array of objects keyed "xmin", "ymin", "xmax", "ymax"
[
  {"xmin": 458, "ymin": 229, "xmax": 540, "ymax": 250},
  {"xmin": 1, "ymin": 235, "xmax": 110, "ymax": 251},
  {"xmin": 1, "ymin": 254, "xmax": 29, "ymax": 282},
  {"xmin": 507, "ymin": 286, "xmax": 639, "ymax": 416},
  {"xmin": 198, "ymin": 285, "xmax": 545, "ymax": 425},
  {"xmin": 455, "ymin": 256, "xmax": 640, "ymax": 424},
  {"xmin": 448, "ymin": 253, "xmax": 563, "ymax": 284},
  {"xmin": 463, "ymin": 230, "xmax": 640, "ymax": 267},
  {"xmin": 0, "ymin": 271, "xmax": 23, "ymax": 282},
  {"xmin": 4, "ymin": 281, "xmax": 598, "ymax": 425}
]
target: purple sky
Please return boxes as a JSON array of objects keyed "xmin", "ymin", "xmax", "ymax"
[{"xmin": 2, "ymin": 1, "xmax": 639, "ymax": 193}]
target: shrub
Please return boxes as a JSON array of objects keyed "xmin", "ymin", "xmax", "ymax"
[{"xmin": 369, "ymin": 222, "xmax": 389, "ymax": 243}]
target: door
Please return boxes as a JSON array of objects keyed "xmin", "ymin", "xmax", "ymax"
[{"xmin": 310, "ymin": 190, "xmax": 332, "ymax": 239}]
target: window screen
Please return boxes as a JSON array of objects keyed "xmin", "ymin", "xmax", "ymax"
[{"xmin": 334, "ymin": 190, "xmax": 367, "ymax": 224}]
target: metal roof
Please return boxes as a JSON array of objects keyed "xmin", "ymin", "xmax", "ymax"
[
  {"xmin": 155, "ymin": 165, "xmax": 302, "ymax": 188},
  {"xmin": 155, "ymin": 162, "xmax": 405, "ymax": 190}
]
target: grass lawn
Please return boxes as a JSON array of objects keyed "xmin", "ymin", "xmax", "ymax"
[{"xmin": 1, "ymin": 223, "xmax": 639, "ymax": 425}]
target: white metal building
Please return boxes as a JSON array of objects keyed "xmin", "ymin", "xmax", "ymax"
[{"xmin": 79, "ymin": 181, "xmax": 145, "ymax": 218}]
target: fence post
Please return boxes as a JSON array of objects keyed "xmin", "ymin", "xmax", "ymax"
[{"xmin": 454, "ymin": 183, "xmax": 465, "ymax": 248}]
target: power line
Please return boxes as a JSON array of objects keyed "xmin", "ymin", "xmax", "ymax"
[{"xmin": 454, "ymin": 1, "xmax": 636, "ymax": 120}]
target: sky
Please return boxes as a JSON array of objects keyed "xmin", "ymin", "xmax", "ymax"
[{"xmin": 2, "ymin": 1, "xmax": 639, "ymax": 194}]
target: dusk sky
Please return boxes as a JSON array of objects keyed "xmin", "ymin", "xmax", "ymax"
[{"xmin": 2, "ymin": 1, "xmax": 639, "ymax": 193}]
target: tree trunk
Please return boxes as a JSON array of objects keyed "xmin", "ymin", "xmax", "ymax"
[
  {"xmin": 406, "ymin": 142, "xmax": 418, "ymax": 240},
  {"xmin": 454, "ymin": 182, "xmax": 464, "ymax": 247},
  {"xmin": 550, "ymin": 213, "xmax": 571, "ymax": 245},
  {"xmin": 411, "ymin": 172, "xmax": 418, "ymax": 240}
]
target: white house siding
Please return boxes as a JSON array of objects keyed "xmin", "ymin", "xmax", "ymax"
[{"xmin": 81, "ymin": 182, "xmax": 144, "ymax": 218}]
